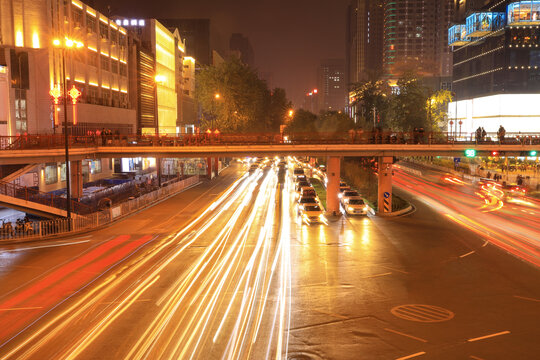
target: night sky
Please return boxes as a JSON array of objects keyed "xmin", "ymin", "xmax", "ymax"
[{"xmin": 93, "ymin": 0, "xmax": 351, "ymax": 107}]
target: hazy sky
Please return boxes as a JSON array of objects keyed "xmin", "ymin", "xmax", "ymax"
[{"xmin": 93, "ymin": 0, "xmax": 351, "ymax": 107}]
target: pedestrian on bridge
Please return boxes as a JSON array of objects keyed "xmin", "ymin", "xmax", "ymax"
[{"xmin": 497, "ymin": 125, "xmax": 506, "ymax": 143}]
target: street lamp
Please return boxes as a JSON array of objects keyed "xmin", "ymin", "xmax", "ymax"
[{"xmin": 52, "ymin": 37, "xmax": 83, "ymax": 225}]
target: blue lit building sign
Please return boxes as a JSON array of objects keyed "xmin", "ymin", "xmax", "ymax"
[
  {"xmin": 466, "ymin": 12, "xmax": 506, "ymax": 37},
  {"xmin": 508, "ymin": 1, "xmax": 540, "ymax": 25},
  {"xmin": 448, "ymin": 25, "xmax": 470, "ymax": 46}
]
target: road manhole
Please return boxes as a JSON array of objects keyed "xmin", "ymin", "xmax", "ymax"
[{"xmin": 391, "ymin": 304, "xmax": 454, "ymax": 323}]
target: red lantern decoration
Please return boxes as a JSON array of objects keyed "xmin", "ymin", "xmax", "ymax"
[
  {"xmin": 49, "ymin": 85, "xmax": 62, "ymax": 126},
  {"xmin": 68, "ymin": 85, "xmax": 82, "ymax": 125}
]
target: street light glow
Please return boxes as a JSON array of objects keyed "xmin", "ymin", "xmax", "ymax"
[
  {"xmin": 53, "ymin": 39, "xmax": 61, "ymax": 46},
  {"xmin": 215, "ymin": 93, "xmax": 221, "ymax": 100}
]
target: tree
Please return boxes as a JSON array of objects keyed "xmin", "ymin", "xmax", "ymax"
[
  {"xmin": 390, "ymin": 72, "xmax": 429, "ymax": 131},
  {"xmin": 316, "ymin": 111, "xmax": 355, "ymax": 133},
  {"xmin": 349, "ymin": 79, "xmax": 391, "ymax": 129},
  {"xmin": 284, "ymin": 109, "xmax": 317, "ymax": 133},
  {"xmin": 428, "ymin": 90, "xmax": 453, "ymax": 132},
  {"xmin": 268, "ymin": 88, "xmax": 292, "ymax": 131},
  {"xmin": 195, "ymin": 58, "xmax": 272, "ymax": 132}
]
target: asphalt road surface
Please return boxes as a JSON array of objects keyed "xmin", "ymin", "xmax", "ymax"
[{"xmin": 0, "ymin": 160, "xmax": 538, "ymax": 360}]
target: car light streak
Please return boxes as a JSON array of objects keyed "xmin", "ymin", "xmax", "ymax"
[{"xmin": 395, "ymin": 169, "xmax": 540, "ymax": 268}]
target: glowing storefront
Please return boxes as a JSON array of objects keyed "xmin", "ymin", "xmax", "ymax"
[{"xmin": 448, "ymin": 94, "xmax": 540, "ymax": 134}]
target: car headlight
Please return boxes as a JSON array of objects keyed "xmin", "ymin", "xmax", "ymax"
[
  {"xmin": 338, "ymin": 193, "xmax": 343, "ymax": 198},
  {"xmin": 363, "ymin": 206, "xmax": 368, "ymax": 211},
  {"xmin": 347, "ymin": 207, "xmax": 354, "ymax": 212}
]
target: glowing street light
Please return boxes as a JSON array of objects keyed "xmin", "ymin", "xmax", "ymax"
[
  {"xmin": 214, "ymin": 93, "xmax": 221, "ymax": 100},
  {"xmin": 51, "ymin": 37, "xmax": 84, "ymax": 224},
  {"xmin": 288, "ymin": 109, "xmax": 294, "ymax": 118}
]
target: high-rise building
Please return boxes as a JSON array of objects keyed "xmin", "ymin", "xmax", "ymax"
[
  {"xmin": 229, "ymin": 33, "xmax": 255, "ymax": 68},
  {"xmin": 317, "ymin": 59, "xmax": 347, "ymax": 112},
  {"xmin": 447, "ymin": 0, "xmax": 540, "ymax": 133},
  {"xmin": 383, "ymin": 0, "xmax": 454, "ymax": 82},
  {"xmin": 346, "ymin": 0, "xmax": 384, "ymax": 84},
  {"xmin": 159, "ymin": 19, "xmax": 211, "ymax": 66}
]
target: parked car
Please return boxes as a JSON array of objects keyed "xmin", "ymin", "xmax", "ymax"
[
  {"xmin": 338, "ymin": 182, "xmax": 351, "ymax": 196},
  {"xmin": 343, "ymin": 197, "xmax": 368, "ymax": 216}
]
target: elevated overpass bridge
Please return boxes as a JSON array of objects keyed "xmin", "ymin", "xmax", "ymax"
[{"xmin": 0, "ymin": 132, "xmax": 538, "ymax": 216}]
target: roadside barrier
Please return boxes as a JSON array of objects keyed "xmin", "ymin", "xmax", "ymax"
[{"xmin": 0, "ymin": 175, "xmax": 200, "ymax": 242}]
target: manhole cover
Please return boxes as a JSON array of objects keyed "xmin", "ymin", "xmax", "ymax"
[{"xmin": 391, "ymin": 304, "xmax": 454, "ymax": 323}]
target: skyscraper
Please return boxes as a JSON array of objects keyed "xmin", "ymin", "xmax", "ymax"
[
  {"xmin": 383, "ymin": 0, "xmax": 454, "ymax": 82},
  {"xmin": 229, "ymin": 33, "xmax": 255, "ymax": 68},
  {"xmin": 317, "ymin": 59, "xmax": 347, "ymax": 112},
  {"xmin": 346, "ymin": 0, "xmax": 384, "ymax": 84}
]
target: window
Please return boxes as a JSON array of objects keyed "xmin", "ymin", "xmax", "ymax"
[
  {"xmin": 86, "ymin": 14, "xmax": 96, "ymax": 33},
  {"xmin": 44, "ymin": 163, "xmax": 58, "ymax": 185},
  {"xmin": 101, "ymin": 55, "xmax": 110, "ymax": 71},
  {"xmin": 88, "ymin": 51, "xmax": 98, "ymax": 67},
  {"xmin": 119, "ymin": 63, "xmax": 127, "ymax": 76},
  {"xmin": 99, "ymin": 22, "xmax": 109, "ymax": 39},
  {"xmin": 72, "ymin": 7, "xmax": 83, "ymax": 27},
  {"xmin": 15, "ymin": 89, "xmax": 27, "ymax": 133},
  {"xmin": 111, "ymin": 59, "xmax": 118, "ymax": 73}
]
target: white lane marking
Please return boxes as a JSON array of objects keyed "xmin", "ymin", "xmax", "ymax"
[
  {"xmin": 459, "ymin": 250, "xmax": 475, "ymax": 258},
  {"xmin": 513, "ymin": 295, "xmax": 540, "ymax": 302},
  {"xmin": 362, "ymin": 272, "xmax": 392, "ymax": 279},
  {"xmin": 467, "ymin": 330, "xmax": 510, "ymax": 342},
  {"xmin": 396, "ymin": 351, "xmax": 426, "ymax": 360},
  {"xmin": 384, "ymin": 328, "xmax": 428, "ymax": 343},
  {"xmin": 0, "ymin": 239, "xmax": 91, "ymax": 253}
]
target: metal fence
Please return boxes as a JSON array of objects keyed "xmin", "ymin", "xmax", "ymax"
[{"xmin": 0, "ymin": 175, "xmax": 200, "ymax": 242}]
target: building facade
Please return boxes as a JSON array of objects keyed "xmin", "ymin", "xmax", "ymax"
[
  {"xmin": 346, "ymin": 0, "xmax": 384, "ymax": 84},
  {"xmin": 229, "ymin": 33, "xmax": 255, "ymax": 68},
  {"xmin": 0, "ymin": 0, "xmax": 136, "ymax": 137},
  {"xmin": 383, "ymin": 0, "xmax": 454, "ymax": 82},
  {"xmin": 448, "ymin": 0, "xmax": 540, "ymax": 133},
  {"xmin": 317, "ymin": 59, "xmax": 347, "ymax": 112}
]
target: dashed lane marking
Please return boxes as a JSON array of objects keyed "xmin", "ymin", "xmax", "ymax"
[
  {"xmin": 384, "ymin": 328, "xmax": 428, "ymax": 343},
  {"xmin": 459, "ymin": 250, "xmax": 476, "ymax": 258},
  {"xmin": 470, "ymin": 356, "xmax": 486, "ymax": 360},
  {"xmin": 396, "ymin": 351, "xmax": 426, "ymax": 360},
  {"xmin": 467, "ymin": 331, "xmax": 510, "ymax": 342},
  {"xmin": 391, "ymin": 304, "xmax": 454, "ymax": 323},
  {"xmin": 0, "ymin": 306, "xmax": 43, "ymax": 311}
]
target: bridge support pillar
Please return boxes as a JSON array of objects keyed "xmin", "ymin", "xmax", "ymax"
[
  {"xmin": 377, "ymin": 157, "xmax": 393, "ymax": 214},
  {"xmin": 326, "ymin": 156, "xmax": 341, "ymax": 215},
  {"xmin": 214, "ymin": 157, "xmax": 219, "ymax": 177},
  {"xmin": 70, "ymin": 160, "xmax": 83, "ymax": 200},
  {"xmin": 206, "ymin": 157, "xmax": 213, "ymax": 179}
]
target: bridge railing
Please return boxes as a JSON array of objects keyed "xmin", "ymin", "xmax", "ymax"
[
  {"xmin": 0, "ymin": 180, "xmax": 92, "ymax": 215},
  {"xmin": 1, "ymin": 131, "xmax": 540, "ymax": 150},
  {"xmin": 0, "ymin": 175, "xmax": 200, "ymax": 241}
]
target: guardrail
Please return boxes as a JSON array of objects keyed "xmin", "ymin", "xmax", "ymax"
[
  {"xmin": 2, "ymin": 131, "xmax": 540, "ymax": 150},
  {"xmin": 0, "ymin": 175, "xmax": 200, "ymax": 241}
]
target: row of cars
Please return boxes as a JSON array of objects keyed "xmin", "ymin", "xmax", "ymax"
[
  {"xmin": 338, "ymin": 184, "xmax": 369, "ymax": 216},
  {"xmin": 292, "ymin": 166, "xmax": 327, "ymax": 225}
]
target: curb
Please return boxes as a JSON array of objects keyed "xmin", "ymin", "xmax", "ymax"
[{"xmin": 376, "ymin": 205, "xmax": 414, "ymax": 217}]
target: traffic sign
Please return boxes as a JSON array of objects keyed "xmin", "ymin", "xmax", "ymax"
[
  {"xmin": 454, "ymin": 157, "xmax": 461, "ymax": 164},
  {"xmin": 383, "ymin": 191, "xmax": 390, "ymax": 199}
]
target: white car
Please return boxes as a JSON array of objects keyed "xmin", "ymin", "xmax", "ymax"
[
  {"xmin": 344, "ymin": 197, "xmax": 368, "ymax": 216},
  {"xmin": 340, "ymin": 190, "xmax": 360, "ymax": 204},
  {"xmin": 299, "ymin": 204, "xmax": 327, "ymax": 225}
]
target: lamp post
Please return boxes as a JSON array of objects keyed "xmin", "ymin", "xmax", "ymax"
[{"xmin": 52, "ymin": 38, "xmax": 83, "ymax": 225}]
